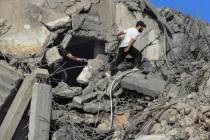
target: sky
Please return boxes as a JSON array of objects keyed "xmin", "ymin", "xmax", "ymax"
[{"xmin": 150, "ymin": 0, "xmax": 210, "ymax": 22}]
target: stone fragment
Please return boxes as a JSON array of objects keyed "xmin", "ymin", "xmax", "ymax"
[
  {"xmin": 120, "ymin": 72, "xmax": 166, "ymax": 97},
  {"xmin": 77, "ymin": 57, "xmax": 105, "ymax": 84},
  {"xmin": 95, "ymin": 78, "xmax": 109, "ymax": 91},
  {"xmin": 46, "ymin": 47, "xmax": 63, "ymax": 65},
  {"xmin": 33, "ymin": 68, "xmax": 49, "ymax": 79},
  {"xmin": 65, "ymin": 0, "xmax": 91, "ymax": 16},
  {"xmin": 54, "ymin": 82, "xmax": 82, "ymax": 99},
  {"xmin": 73, "ymin": 91, "xmax": 101, "ymax": 105},
  {"xmin": 71, "ymin": 14, "xmax": 86, "ymax": 30},
  {"xmin": 44, "ymin": 16, "xmax": 71, "ymax": 31},
  {"xmin": 83, "ymin": 102, "xmax": 100, "ymax": 114}
]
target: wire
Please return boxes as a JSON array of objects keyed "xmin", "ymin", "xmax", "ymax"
[
  {"xmin": 48, "ymin": 65, "xmax": 85, "ymax": 78},
  {"xmin": 109, "ymin": 68, "xmax": 139, "ymax": 130}
]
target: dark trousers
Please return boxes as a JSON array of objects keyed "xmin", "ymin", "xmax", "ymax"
[{"xmin": 110, "ymin": 46, "xmax": 142, "ymax": 72}]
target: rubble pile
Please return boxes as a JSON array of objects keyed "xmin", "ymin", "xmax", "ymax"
[{"xmin": 0, "ymin": 0, "xmax": 210, "ymax": 140}]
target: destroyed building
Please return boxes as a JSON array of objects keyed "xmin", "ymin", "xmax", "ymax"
[{"xmin": 0, "ymin": 0, "xmax": 210, "ymax": 140}]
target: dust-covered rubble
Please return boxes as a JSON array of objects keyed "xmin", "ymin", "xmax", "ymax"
[{"xmin": 1, "ymin": 0, "xmax": 210, "ymax": 140}]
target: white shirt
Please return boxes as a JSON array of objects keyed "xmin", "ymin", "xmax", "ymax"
[{"xmin": 119, "ymin": 27, "xmax": 140, "ymax": 48}]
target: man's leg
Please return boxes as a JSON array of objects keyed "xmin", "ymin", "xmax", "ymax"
[
  {"xmin": 129, "ymin": 47, "xmax": 142, "ymax": 67},
  {"xmin": 109, "ymin": 47, "xmax": 127, "ymax": 74}
]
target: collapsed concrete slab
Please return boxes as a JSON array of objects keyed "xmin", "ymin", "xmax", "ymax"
[
  {"xmin": 0, "ymin": 60, "xmax": 22, "ymax": 110},
  {"xmin": 0, "ymin": 76, "xmax": 34, "ymax": 140},
  {"xmin": 120, "ymin": 72, "xmax": 166, "ymax": 97}
]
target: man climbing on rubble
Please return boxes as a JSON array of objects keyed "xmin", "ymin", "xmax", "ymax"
[{"xmin": 107, "ymin": 20, "xmax": 146, "ymax": 76}]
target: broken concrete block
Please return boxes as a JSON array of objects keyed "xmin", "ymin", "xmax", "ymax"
[
  {"xmin": 77, "ymin": 58, "xmax": 104, "ymax": 84},
  {"xmin": 120, "ymin": 72, "xmax": 166, "ymax": 97},
  {"xmin": 0, "ymin": 60, "xmax": 22, "ymax": 110},
  {"xmin": 67, "ymin": 102, "xmax": 83, "ymax": 110},
  {"xmin": 0, "ymin": 76, "xmax": 34, "ymax": 140},
  {"xmin": 60, "ymin": 33, "xmax": 72, "ymax": 49},
  {"xmin": 65, "ymin": 0, "xmax": 91, "ymax": 16},
  {"xmin": 54, "ymin": 82, "xmax": 82, "ymax": 99},
  {"xmin": 73, "ymin": 96, "xmax": 83, "ymax": 105},
  {"xmin": 33, "ymin": 68, "xmax": 49, "ymax": 79},
  {"xmin": 73, "ymin": 91, "xmax": 101, "ymax": 105},
  {"xmin": 135, "ymin": 135, "xmax": 175, "ymax": 140},
  {"xmin": 28, "ymin": 83, "xmax": 52, "ymax": 140},
  {"xmin": 46, "ymin": 47, "xmax": 63, "ymax": 65},
  {"xmin": 76, "ymin": 66, "xmax": 92, "ymax": 85},
  {"xmin": 83, "ymin": 102, "xmax": 100, "ymax": 114},
  {"xmin": 44, "ymin": 16, "xmax": 71, "ymax": 31},
  {"xmin": 83, "ymin": 99, "xmax": 116, "ymax": 113},
  {"xmin": 95, "ymin": 78, "xmax": 109, "ymax": 91}
]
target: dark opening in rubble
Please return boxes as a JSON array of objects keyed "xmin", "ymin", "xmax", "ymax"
[{"xmin": 49, "ymin": 36, "xmax": 105, "ymax": 87}]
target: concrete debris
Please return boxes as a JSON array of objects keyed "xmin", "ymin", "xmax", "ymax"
[
  {"xmin": 77, "ymin": 58, "xmax": 105, "ymax": 85},
  {"xmin": 28, "ymin": 83, "xmax": 52, "ymax": 140},
  {"xmin": 0, "ymin": 76, "xmax": 34, "ymax": 140},
  {"xmin": 33, "ymin": 68, "xmax": 49, "ymax": 79},
  {"xmin": 1, "ymin": 0, "xmax": 210, "ymax": 140},
  {"xmin": 0, "ymin": 60, "xmax": 22, "ymax": 110},
  {"xmin": 120, "ymin": 72, "xmax": 166, "ymax": 97},
  {"xmin": 73, "ymin": 91, "xmax": 100, "ymax": 105},
  {"xmin": 43, "ymin": 16, "xmax": 71, "ymax": 31},
  {"xmin": 54, "ymin": 82, "xmax": 82, "ymax": 100},
  {"xmin": 46, "ymin": 47, "xmax": 63, "ymax": 65}
]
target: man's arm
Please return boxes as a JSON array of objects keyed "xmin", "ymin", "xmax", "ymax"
[
  {"xmin": 66, "ymin": 53, "xmax": 87, "ymax": 63},
  {"xmin": 116, "ymin": 31, "xmax": 125, "ymax": 36},
  {"xmin": 124, "ymin": 39, "xmax": 135, "ymax": 52},
  {"xmin": 113, "ymin": 31, "xmax": 125, "ymax": 37}
]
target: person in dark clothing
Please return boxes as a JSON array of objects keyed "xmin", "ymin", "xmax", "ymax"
[{"xmin": 108, "ymin": 20, "xmax": 146, "ymax": 75}]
